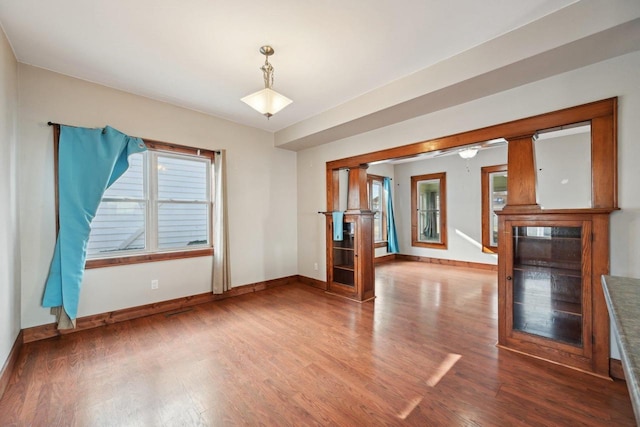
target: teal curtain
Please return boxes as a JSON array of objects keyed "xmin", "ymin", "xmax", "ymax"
[
  {"xmin": 384, "ymin": 177, "xmax": 399, "ymax": 253},
  {"xmin": 332, "ymin": 211, "xmax": 344, "ymax": 241},
  {"xmin": 43, "ymin": 125, "xmax": 146, "ymax": 328}
]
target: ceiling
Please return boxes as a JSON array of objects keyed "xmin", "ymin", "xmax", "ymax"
[{"xmin": 1, "ymin": 1, "xmax": 639, "ymax": 151}]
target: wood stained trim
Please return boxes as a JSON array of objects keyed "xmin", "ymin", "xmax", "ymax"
[
  {"xmin": 481, "ymin": 164, "xmax": 507, "ymax": 254},
  {"xmin": 86, "ymin": 248, "xmax": 214, "ymax": 269},
  {"xmin": 142, "ymin": 139, "xmax": 216, "ymax": 160},
  {"xmin": 296, "ymin": 275, "xmax": 329, "ymax": 290},
  {"xmin": 502, "ymin": 136, "xmax": 538, "ymax": 211},
  {"xmin": 374, "ymin": 253, "xmax": 397, "ymax": 264},
  {"xmin": 22, "ymin": 276, "xmax": 298, "ymax": 343},
  {"xmin": 591, "ymin": 109, "xmax": 618, "ymax": 208},
  {"xmin": 411, "ymin": 172, "xmax": 447, "ymax": 249},
  {"xmin": 52, "ymin": 124, "xmax": 60, "ymax": 233},
  {"xmin": 368, "ymin": 174, "xmax": 388, "ymax": 244},
  {"xmin": 395, "ymin": 254, "xmax": 498, "ymax": 271},
  {"xmin": 610, "ymin": 358, "xmax": 625, "ymax": 381},
  {"xmin": 326, "ymin": 98, "xmax": 617, "ymax": 170},
  {"xmin": 0, "ymin": 331, "xmax": 23, "ymax": 400}
]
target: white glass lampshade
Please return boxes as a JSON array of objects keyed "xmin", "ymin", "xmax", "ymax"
[
  {"xmin": 241, "ymin": 88, "xmax": 293, "ymax": 118},
  {"xmin": 458, "ymin": 147, "xmax": 478, "ymax": 159}
]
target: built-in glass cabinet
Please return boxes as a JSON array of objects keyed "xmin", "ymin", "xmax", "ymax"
[
  {"xmin": 326, "ymin": 213, "xmax": 374, "ymax": 301},
  {"xmin": 498, "ymin": 211, "xmax": 614, "ymax": 378},
  {"xmin": 332, "ymin": 220, "xmax": 356, "ymax": 287},
  {"xmin": 511, "ymin": 224, "xmax": 585, "ymax": 346}
]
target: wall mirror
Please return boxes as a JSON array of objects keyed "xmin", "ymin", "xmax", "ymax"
[{"xmin": 534, "ymin": 122, "xmax": 592, "ymax": 209}]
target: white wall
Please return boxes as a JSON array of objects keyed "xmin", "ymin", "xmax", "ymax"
[
  {"xmin": 366, "ymin": 163, "xmax": 394, "ymax": 181},
  {"xmin": 0, "ymin": 26, "xmax": 20, "ymax": 371},
  {"xmin": 18, "ymin": 65, "xmax": 298, "ymax": 328},
  {"xmin": 297, "ymin": 49, "xmax": 640, "ymax": 282},
  {"xmin": 535, "ymin": 131, "xmax": 592, "ymax": 209},
  {"xmin": 393, "ymin": 147, "xmax": 506, "ymax": 263}
]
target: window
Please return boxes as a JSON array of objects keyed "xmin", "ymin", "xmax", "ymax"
[
  {"xmin": 411, "ymin": 172, "xmax": 446, "ymax": 249},
  {"xmin": 481, "ymin": 164, "xmax": 507, "ymax": 253},
  {"xmin": 53, "ymin": 136, "xmax": 215, "ymax": 268},
  {"xmin": 367, "ymin": 174, "xmax": 387, "ymax": 247}
]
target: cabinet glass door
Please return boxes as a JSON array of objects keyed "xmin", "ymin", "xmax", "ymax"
[
  {"xmin": 512, "ymin": 225, "xmax": 583, "ymax": 346},
  {"xmin": 332, "ymin": 221, "xmax": 356, "ymax": 287}
]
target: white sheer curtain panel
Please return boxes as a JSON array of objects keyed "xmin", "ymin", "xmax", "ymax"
[{"xmin": 212, "ymin": 149, "xmax": 230, "ymax": 294}]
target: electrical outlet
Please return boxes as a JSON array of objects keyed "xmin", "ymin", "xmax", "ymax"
[
  {"xmin": 151, "ymin": 279, "xmax": 159, "ymax": 290},
  {"xmin": 314, "ymin": 263, "xmax": 318, "ymax": 271}
]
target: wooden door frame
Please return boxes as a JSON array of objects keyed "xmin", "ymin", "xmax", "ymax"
[
  {"xmin": 326, "ymin": 98, "xmax": 617, "ymax": 212},
  {"xmin": 324, "ymin": 98, "xmax": 618, "ymax": 377}
]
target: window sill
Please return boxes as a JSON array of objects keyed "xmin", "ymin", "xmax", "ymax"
[
  {"xmin": 374, "ymin": 241, "xmax": 388, "ymax": 248},
  {"xmin": 482, "ymin": 245, "xmax": 498, "ymax": 254},
  {"xmin": 85, "ymin": 248, "xmax": 214, "ymax": 269},
  {"xmin": 411, "ymin": 241, "xmax": 447, "ymax": 250}
]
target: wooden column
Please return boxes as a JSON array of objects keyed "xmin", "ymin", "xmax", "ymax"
[
  {"xmin": 592, "ymin": 111, "xmax": 617, "ymax": 208},
  {"xmin": 502, "ymin": 135, "xmax": 540, "ymax": 212},
  {"xmin": 347, "ymin": 164, "xmax": 370, "ymax": 212}
]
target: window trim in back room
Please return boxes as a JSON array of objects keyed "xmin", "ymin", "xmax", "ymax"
[
  {"xmin": 481, "ymin": 164, "xmax": 507, "ymax": 254},
  {"xmin": 411, "ymin": 172, "xmax": 447, "ymax": 250},
  {"xmin": 367, "ymin": 174, "xmax": 388, "ymax": 248}
]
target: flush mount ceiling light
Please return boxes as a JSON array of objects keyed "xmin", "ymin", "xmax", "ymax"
[
  {"xmin": 241, "ymin": 45, "xmax": 293, "ymax": 119},
  {"xmin": 458, "ymin": 147, "xmax": 479, "ymax": 159}
]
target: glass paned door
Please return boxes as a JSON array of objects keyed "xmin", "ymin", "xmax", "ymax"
[
  {"xmin": 332, "ymin": 220, "xmax": 356, "ymax": 287},
  {"xmin": 511, "ymin": 225, "xmax": 583, "ymax": 346}
]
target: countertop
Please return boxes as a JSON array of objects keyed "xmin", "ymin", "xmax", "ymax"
[{"xmin": 602, "ymin": 275, "xmax": 640, "ymax": 424}]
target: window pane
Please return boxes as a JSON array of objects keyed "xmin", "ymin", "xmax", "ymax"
[
  {"xmin": 87, "ymin": 201, "xmax": 146, "ymax": 256},
  {"xmin": 103, "ymin": 153, "xmax": 144, "ymax": 199},
  {"xmin": 158, "ymin": 202, "xmax": 209, "ymax": 249},
  {"xmin": 158, "ymin": 155, "xmax": 208, "ymax": 201},
  {"xmin": 373, "ymin": 215, "xmax": 383, "ymax": 242},
  {"xmin": 371, "ymin": 181, "xmax": 383, "ymax": 241},
  {"xmin": 417, "ymin": 179, "xmax": 441, "ymax": 243},
  {"xmin": 371, "ymin": 181, "xmax": 382, "ymax": 212}
]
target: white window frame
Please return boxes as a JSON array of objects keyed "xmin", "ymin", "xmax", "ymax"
[
  {"xmin": 82, "ymin": 140, "xmax": 215, "ymax": 268},
  {"xmin": 367, "ymin": 174, "xmax": 387, "ymax": 246}
]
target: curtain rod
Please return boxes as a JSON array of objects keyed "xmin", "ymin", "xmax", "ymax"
[
  {"xmin": 48, "ymin": 121, "xmax": 108, "ymax": 134},
  {"xmin": 48, "ymin": 121, "xmax": 88, "ymax": 129},
  {"xmin": 48, "ymin": 121, "xmax": 221, "ymax": 156}
]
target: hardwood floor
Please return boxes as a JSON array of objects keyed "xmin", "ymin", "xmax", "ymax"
[{"xmin": 0, "ymin": 261, "xmax": 634, "ymax": 426}]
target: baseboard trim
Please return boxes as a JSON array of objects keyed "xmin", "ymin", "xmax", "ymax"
[
  {"xmin": 324, "ymin": 291, "xmax": 376, "ymax": 303},
  {"xmin": 22, "ymin": 275, "xmax": 298, "ymax": 343},
  {"xmin": 497, "ymin": 342, "xmax": 611, "ymax": 381},
  {"xmin": 374, "ymin": 254, "xmax": 397, "ymax": 264},
  {"xmin": 610, "ymin": 358, "xmax": 625, "ymax": 381},
  {"xmin": 297, "ymin": 256, "xmax": 494, "ymax": 290},
  {"xmin": 395, "ymin": 254, "xmax": 498, "ymax": 271},
  {"xmin": 296, "ymin": 275, "xmax": 328, "ymax": 290},
  {"xmin": 0, "ymin": 330, "xmax": 23, "ymax": 400}
]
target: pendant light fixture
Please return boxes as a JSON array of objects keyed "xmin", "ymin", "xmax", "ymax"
[{"xmin": 241, "ymin": 45, "xmax": 293, "ymax": 119}]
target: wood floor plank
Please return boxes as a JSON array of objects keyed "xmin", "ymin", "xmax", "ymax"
[{"xmin": 0, "ymin": 261, "xmax": 634, "ymax": 426}]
